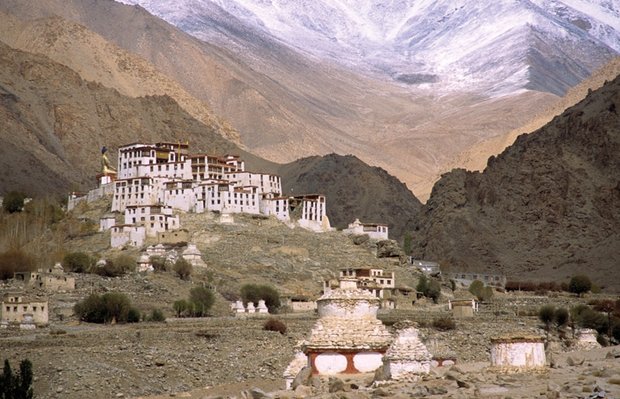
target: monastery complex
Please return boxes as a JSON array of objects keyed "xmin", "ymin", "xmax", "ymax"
[{"xmin": 69, "ymin": 142, "xmax": 332, "ymax": 248}]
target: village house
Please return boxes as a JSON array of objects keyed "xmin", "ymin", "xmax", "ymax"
[
  {"xmin": 408, "ymin": 258, "xmax": 441, "ymax": 276},
  {"xmin": 289, "ymin": 195, "xmax": 331, "ymax": 232},
  {"xmin": 13, "ymin": 263, "xmax": 75, "ymax": 291},
  {"xmin": 343, "ymin": 219, "xmax": 389, "ymax": 240},
  {"xmin": 325, "ymin": 268, "xmax": 395, "ymax": 298},
  {"xmin": 445, "ymin": 271, "xmax": 507, "ymax": 289},
  {"xmin": 1, "ymin": 293, "xmax": 49, "ymax": 326}
]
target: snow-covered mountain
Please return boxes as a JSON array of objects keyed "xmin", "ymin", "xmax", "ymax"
[{"xmin": 118, "ymin": 0, "xmax": 620, "ymax": 95}]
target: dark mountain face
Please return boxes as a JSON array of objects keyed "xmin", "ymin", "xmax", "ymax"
[
  {"xmin": 279, "ymin": 154, "xmax": 422, "ymax": 240},
  {"xmin": 412, "ymin": 75, "xmax": 620, "ymax": 291}
]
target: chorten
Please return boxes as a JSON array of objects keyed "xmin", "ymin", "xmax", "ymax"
[{"xmin": 301, "ymin": 277, "xmax": 392, "ymax": 375}]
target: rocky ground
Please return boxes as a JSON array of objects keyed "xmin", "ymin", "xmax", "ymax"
[
  {"xmin": 1, "ymin": 289, "xmax": 618, "ymax": 398},
  {"xmin": 1, "ymin": 198, "xmax": 618, "ymax": 398}
]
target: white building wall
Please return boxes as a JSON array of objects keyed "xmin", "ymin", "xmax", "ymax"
[
  {"xmin": 1, "ymin": 298, "xmax": 49, "ymax": 325},
  {"xmin": 260, "ymin": 198, "xmax": 290, "ymax": 221},
  {"xmin": 99, "ymin": 217, "xmax": 116, "ymax": 232},
  {"xmin": 490, "ymin": 341, "xmax": 546, "ymax": 369}
]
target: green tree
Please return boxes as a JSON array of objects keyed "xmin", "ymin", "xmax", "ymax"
[
  {"xmin": 16, "ymin": 359, "xmax": 33, "ymax": 399},
  {"xmin": 173, "ymin": 299, "xmax": 190, "ymax": 317},
  {"xmin": 102, "ymin": 292, "xmax": 132, "ymax": 323},
  {"xmin": 74, "ymin": 292, "xmax": 136, "ymax": 324},
  {"xmin": 554, "ymin": 307, "xmax": 569, "ymax": 329},
  {"xmin": 150, "ymin": 255, "xmax": 167, "ymax": 272},
  {"xmin": 74, "ymin": 293, "xmax": 106, "ymax": 323},
  {"xmin": 240, "ymin": 284, "xmax": 281, "ymax": 312},
  {"xmin": 593, "ymin": 300, "xmax": 615, "ymax": 338},
  {"xmin": 63, "ymin": 252, "xmax": 93, "ymax": 273},
  {"xmin": 189, "ymin": 286, "xmax": 215, "ymax": 317},
  {"xmin": 95, "ymin": 255, "xmax": 136, "ymax": 277},
  {"xmin": 568, "ymin": 275, "xmax": 592, "ymax": 296},
  {"xmin": 538, "ymin": 305, "xmax": 556, "ymax": 331},
  {"xmin": 1, "ymin": 358, "xmax": 14, "ymax": 397},
  {"xmin": 149, "ymin": 308, "xmax": 165, "ymax": 322},
  {"xmin": 425, "ymin": 280, "xmax": 442, "ymax": 303},
  {"xmin": 402, "ymin": 232, "xmax": 413, "ymax": 255},
  {"xmin": 416, "ymin": 275, "xmax": 441, "ymax": 303},
  {"xmin": 173, "ymin": 258, "xmax": 192, "ymax": 280},
  {"xmin": 3, "ymin": 191, "xmax": 26, "ymax": 213},
  {"xmin": 0, "ymin": 359, "xmax": 33, "ymax": 399},
  {"xmin": 416, "ymin": 275, "xmax": 428, "ymax": 294},
  {"xmin": 476, "ymin": 286, "xmax": 494, "ymax": 302},
  {"xmin": 468, "ymin": 280, "xmax": 484, "ymax": 299}
]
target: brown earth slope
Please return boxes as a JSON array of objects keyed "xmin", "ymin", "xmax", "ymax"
[
  {"xmin": 0, "ymin": 42, "xmax": 263, "ymax": 196},
  {"xmin": 435, "ymin": 57, "xmax": 620, "ymax": 178},
  {"xmin": 411, "ymin": 75, "xmax": 620, "ymax": 291},
  {"xmin": 0, "ymin": 11, "xmax": 240, "ymax": 144}
]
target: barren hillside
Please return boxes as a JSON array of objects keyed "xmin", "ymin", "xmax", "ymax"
[
  {"xmin": 412, "ymin": 75, "xmax": 620, "ymax": 291},
  {"xmin": 424, "ymin": 57, "xmax": 620, "ymax": 193},
  {"xmin": 0, "ymin": 0, "xmax": 561, "ymax": 200}
]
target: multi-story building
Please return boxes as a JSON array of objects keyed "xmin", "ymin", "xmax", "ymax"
[
  {"xmin": 324, "ymin": 268, "xmax": 396, "ymax": 299},
  {"xmin": 1, "ymin": 293, "xmax": 48, "ymax": 326},
  {"xmin": 101, "ymin": 142, "xmax": 332, "ymax": 248}
]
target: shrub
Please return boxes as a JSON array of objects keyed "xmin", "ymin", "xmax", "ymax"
[
  {"xmin": 569, "ymin": 275, "xmax": 592, "ymax": 296},
  {"xmin": 479, "ymin": 286, "xmax": 494, "ymax": 302},
  {"xmin": 0, "ymin": 358, "xmax": 34, "ymax": 399},
  {"xmin": 150, "ymin": 255, "xmax": 167, "ymax": 272},
  {"xmin": 538, "ymin": 305, "xmax": 555, "ymax": 330},
  {"xmin": 95, "ymin": 255, "xmax": 136, "ymax": 277},
  {"xmin": 241, "ymin": 284, "xmax": 281, "ymax": 312},
  {"xmin": 2, "ymin": 191, "xmax": 26, "ymax": 213},
  {"xmin": 63, "ymin": 252, "xmax": 93, "ymax": 273},
  {"xmin": 432, "ymin": 316, "xmax": 456, "ymax": 331},
  {"xmin": 576, "ymin": 308, "xmax": 608, "ymax": 333},
  {"xmin": 468, "ymin": 280, "xmax": 484, "ymax": 298},
  {"xmin": 149, "ymin": 308, "xmax": 165, "ymax": 322},
  {"xmin": 263, "ymin": 318, "xmax": 287, "ymax": 334},
  {"xmin": 612, "ymin": 320, "xmax": 620, "ymax": 342},
  {"xmin": 74, "ymin": 292, "xmax": 137, "ymax": 324},
  {"xmin": 74, "ymin": 294, "xmax": 106, "ymax": 323},
  {"xmin": 505, "ymin": 281, "xmax": 537, "ymax": 291},
  {"xmin": 189, "ymin": 286, "xmax": 215, "ymax": 317},
  {"xmin": 127, "ymin": 307, "xmax": 141, "ymax": 323},
  {"xmin": 416, "ymin": 275, "xmax": 428, "ymax": 294},
  {"xmin": 101, "ymin": 292, "xmax": 132, "ymax": 323},
  {"xmin": 555, "ymin": 307, "xmax": 569, "ymax": 328},
  {"xmin": 173, "ymin": 299, "xmax": 191, "ymax": 317},
  {"xmin": 402, "ymin": 232, "xmax": 413, "ymax": 255},
  {"xmin": 416, "ymin": 275, "xmax": 441, "ymax": 303},
  {"xmin": 173, "ymin": 258, "xmax": 192, "ymax": 280},
  {"xmin": 0, "ymin": 248, "xmax": 36, "ymax": 280}
]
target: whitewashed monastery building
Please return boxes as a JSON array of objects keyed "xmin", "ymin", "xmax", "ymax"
[{"xmin": 72, "ymin": 142, "xmax": 331, "ymax": 248}]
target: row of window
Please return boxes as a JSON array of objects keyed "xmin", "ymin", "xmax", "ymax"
[{"xmin": 4, "ymin": 305, "xmax": 45, "ymax": 312}]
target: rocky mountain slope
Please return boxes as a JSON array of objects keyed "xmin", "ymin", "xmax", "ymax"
[
  {"xmin": 0, "ymin": 0, "xmax": 562, "ymax": 200},
  {"xmin": 0, "ymin": 41, "xmax": 262, "ymax": 196},
  {"xmin": 279, "ymin": 154, "xmax": 422, "ymax": 239},
  {"xmin": 411, "ymin": 75, "xmax": 620, "ymax": 291},
  {"xmin": 120, "ymin": 0, "xmax": 620, "ymax": 96},
  {"xmin": 0, "ymin": 41, "xmax": 421, "ymax": 239},
  {"xmin": 414, "ymin": 56, "xmax": 620, "ymax": 196},
  {"xmin": 0, "ymin": 11, "xmax": 239, "ymax": 144}
]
